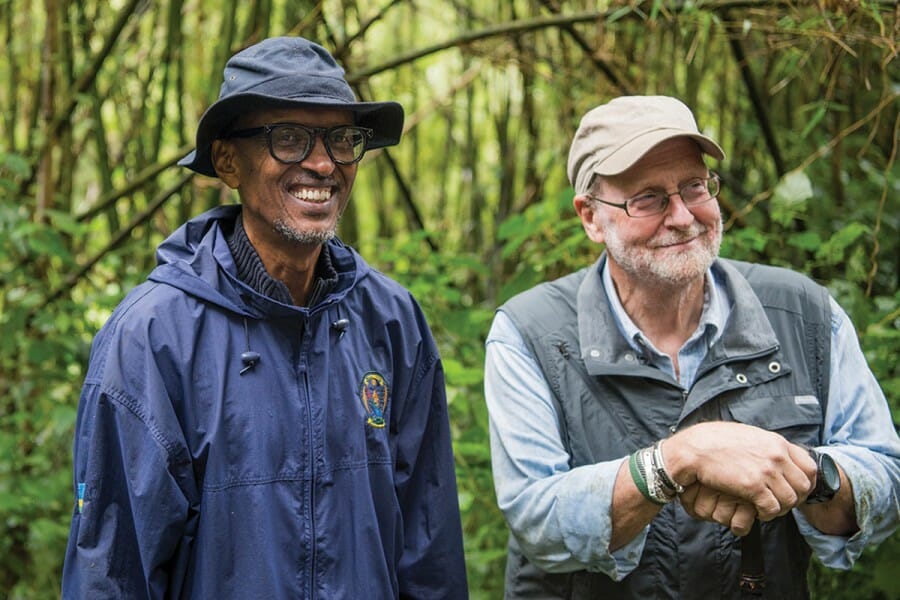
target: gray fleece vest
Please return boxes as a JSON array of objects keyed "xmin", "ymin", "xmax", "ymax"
[{"xmin": 501, "ymin": 257, "xmax": 831, "ymax": 600}]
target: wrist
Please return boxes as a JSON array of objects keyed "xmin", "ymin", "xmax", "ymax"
[
  {"xmin": 659, "ymin": 433, "xmax": 696, "ymax": 488},
  {"xmin": 654, "ymin": 440, "xmax": 685, "ymax": 494},
  {"xmin": 629, "ymin": 440, "xmax": 684, "ymax": 505}
]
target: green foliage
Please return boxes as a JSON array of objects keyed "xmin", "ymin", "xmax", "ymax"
[
  {"xmin": 497, "ymin": 187, "xmax": 594, "ymax": 300},
  {"xmin": 1, "ymin": 235, "xmax": 86, "ymax": 597},
  {"xmin": 375, "ymin": 232, "xmax": 509, "ymax": 598},
  {"xmin": 809, "ymin": 535, "xmax": 900, "ymax": 600}
]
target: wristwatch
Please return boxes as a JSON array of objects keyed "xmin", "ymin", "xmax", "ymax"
[{"xmin": 806, "ymin": 448, "xmax": 841, "ymax": 504}]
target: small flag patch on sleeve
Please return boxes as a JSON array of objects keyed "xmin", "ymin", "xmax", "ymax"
[{"xmin": 77, "ymin": 482, "xmax": 86, "ymax": 514}]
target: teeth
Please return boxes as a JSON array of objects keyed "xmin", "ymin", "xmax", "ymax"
[{"xmin": 290, "ymin": 188, "xmax": 331, "ymax": 202}]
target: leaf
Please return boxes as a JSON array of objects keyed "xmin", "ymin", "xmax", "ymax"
[
  {"xmin": 786, "ymin": 231, "xmax": 822, "ymax": 252},
  {"xmin": 770, "ymin": 170, "xmax": 813, "ymax": 227},
  {"xmin": 443, "ymin": 357, "xmax": 484, "ymax": 387},
  {"xmin": 815, "ymin": 222, "xmax": 869, "ymax": 264}
]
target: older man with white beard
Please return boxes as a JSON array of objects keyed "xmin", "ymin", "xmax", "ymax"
[{"xmin": 484, "ymin": 96, "xmax": 899, "ymax": 600}]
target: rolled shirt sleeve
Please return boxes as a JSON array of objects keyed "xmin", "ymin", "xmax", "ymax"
[
  {"xmin": 793, "ymin": 298, "xmax": 900, "ymax": 568},
  {"xmin": 485, "ymin": 310, "xmax": 645, "ymax": 580}
]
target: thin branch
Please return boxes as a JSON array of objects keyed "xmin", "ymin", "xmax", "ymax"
[
  {"xmin": 20, "ymin": 0, "xmax": 145, "ymax": 196},
  {"xmin": 346, "ymin": 10, "xmax": 608, "ymax": 82},
  {"xmin": 722, "ymin": 9, "xmax": 786, "ymax": 177},
  {"xmin": 536, "ymin": 0, "xmax": 633, "ymax": 94},
  {"xmin": 29, "ymin": 172, "xmax": 195, "ymax": 322},
  {"xmin": 76, "ymin": 143, "xmax": 194, "ymax": 222},
  {"xmin": 865, "ymin": 110, "xmax": 898, "ymax": 297},
  {"xmin": 337, "ymin": 0, "xmax": 407, "ymax": 56},
  {"xmin": 378, "ymin": 149, "xmax": 438, "ymax": 252}
]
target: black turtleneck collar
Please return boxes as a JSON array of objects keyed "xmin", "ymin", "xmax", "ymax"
[{"xmin": 225, "ymin": 212, "xmax": 339, "ymax": 307}]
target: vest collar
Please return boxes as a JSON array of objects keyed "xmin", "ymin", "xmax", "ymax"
[{"xmin": 576, "ymin": 255, "xmax": 780, "ymax": 378}]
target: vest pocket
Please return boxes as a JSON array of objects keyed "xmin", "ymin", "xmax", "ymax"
[{"xmin": 727, "ymin": 394, "xmax": 823, "ymax": 445}]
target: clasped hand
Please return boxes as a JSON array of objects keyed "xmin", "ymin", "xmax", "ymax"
[{"xmin": 664, "ymin": 422, "xmax": 817, "ymax": 536}]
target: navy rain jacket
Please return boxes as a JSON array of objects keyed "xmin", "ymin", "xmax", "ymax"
[{"xmin": 63, "ymin": 205, "xmax": 468, "ymax": 599}]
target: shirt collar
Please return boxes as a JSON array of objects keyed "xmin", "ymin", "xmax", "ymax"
[{"xmin": 599, "ymin": 255, "xmax": 729, "ymax": 356}]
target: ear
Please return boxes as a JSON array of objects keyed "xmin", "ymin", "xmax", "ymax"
[
  {"xmin": 573, "ymin": 194, "xmax": 606, "ymax": 244},
  {"xmin": 211, "ymin": 139, "xmax": 241, "ymax": 189}
]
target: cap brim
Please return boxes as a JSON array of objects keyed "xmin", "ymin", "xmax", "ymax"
[
  {"xmin": 178, "ymin": 93, "xmax": 404, "ymax": 178},
  {"xmin": 594, "ymin": 129, "xmax": 725, "ymax": 176}
]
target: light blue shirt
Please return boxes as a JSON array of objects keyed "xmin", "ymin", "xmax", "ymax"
[{"xmin": 484, "ymin": 260, "xmax": 900, "ymax": 579}]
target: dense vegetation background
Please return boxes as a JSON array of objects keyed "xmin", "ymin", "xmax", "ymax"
[{"xmin": 1, "ymin": 1, "xmax": 897, "ymax": 598}]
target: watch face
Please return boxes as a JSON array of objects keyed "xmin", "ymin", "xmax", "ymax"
[
  {"xmin": 820, "ymin": 453, "xmax": 841, "ymax": 490},
  {"xmin": 806, "ymin": 448, "xmax": 841, "ymax": 504}
]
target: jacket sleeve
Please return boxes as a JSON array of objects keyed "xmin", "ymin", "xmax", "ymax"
[
  {"xmin": 392, "ymin": 346, "xmax": 469, "ymax": 599},
  {"xmin": 62, "ymin": 374, "xmax": 194, "ymax": 598}
]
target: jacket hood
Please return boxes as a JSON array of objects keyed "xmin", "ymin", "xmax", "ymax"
[{"xmin": 147, "ymin": 205, "xmax": 365, "ymax": 317}]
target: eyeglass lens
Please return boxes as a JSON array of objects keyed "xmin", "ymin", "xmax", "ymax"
[
  {"xmin": 269, "ymin": 125, "xmax": 369, "ymax": 165},
  {"xmin": 628, "ymin": 176, "xmax": 719, "ymax": 216}
]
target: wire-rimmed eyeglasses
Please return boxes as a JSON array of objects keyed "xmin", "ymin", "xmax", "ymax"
[
  {"xmin": 223, "ymin": 123, "xmax": 374, "ymax": 165},
  {"xmin": 586, "ymin": 173, "xmax": 721, "ymax": 218}
]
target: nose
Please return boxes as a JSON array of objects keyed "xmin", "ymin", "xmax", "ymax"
[
  {"xmin": 299, "ymin": 136, "xmax": 336, "ymax": 176},
  {"xmin": 662, "ymin": 192, "xmax": 695, "ymax": 228}
]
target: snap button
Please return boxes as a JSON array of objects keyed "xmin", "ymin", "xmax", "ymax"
[
  {"xmin": 736, "ymin": 373, "xmax": 748, "ymax": 384},
  {"xmin": 768, "ymin": 361, "xmax": 781, "ymax": 373},
  {"xmin": 624, "ymin": 353, "xmax": 635, "ymax": 362},
  {"xmin": 590, "ymin": 349, "xmax": 600, "ymax": 358},
  {"xmin": 669, "ymin": 425, "xmax": 677, "ymax": 433}
]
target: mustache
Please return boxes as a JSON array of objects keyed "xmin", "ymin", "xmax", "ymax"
[{"xmin": 650, "ymin": 223, "xmax": 710, "ymax": 247}]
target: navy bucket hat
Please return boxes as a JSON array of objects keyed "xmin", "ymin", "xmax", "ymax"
[{"xmin": 179, "ymin": 37, "xmax": 404, "ymax": 178}]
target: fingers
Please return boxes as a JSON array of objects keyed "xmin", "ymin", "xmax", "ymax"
[
  {"xmin": 740, "ymin": 446, "xmax": 815, "ymax": 521},
  {"xmin": 667, "ymin": 422, "xmax": 816, "ymax": 519},
  {"xmin": 729, "ymin": 504, "xmax": 757, "ymax": 537},
  {"xmin": 677, "ymin": 483, "xmax": 759, "ymax": 535},
  {"xmin": 678, "ymin": 483, "xmax": 700, "ymax": 516},
  {"xmin": 688, "ymin": 485, "xmax": 720, "ymax": 520}
]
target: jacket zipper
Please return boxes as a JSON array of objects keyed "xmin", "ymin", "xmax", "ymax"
[{"xmin": 299, "ymin": 316, "xmax": 317, "ymax": 599}]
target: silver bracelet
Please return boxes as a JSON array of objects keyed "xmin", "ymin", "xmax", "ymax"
[
  {"xmin": 637, "ymin": 445, "xmax": 676, "ymax": 504},
  {"xmin": 652, "ymin": 440, "xmax": 684, "ymax": 495}
]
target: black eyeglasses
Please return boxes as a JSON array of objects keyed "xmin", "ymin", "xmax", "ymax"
[
  {"xmin": 223, "ymin": 123, "xmax": 374, "ymax": 165},
  {"xmin": 586, "ymin": 174, "xmax": 721, "ymax": 218}
]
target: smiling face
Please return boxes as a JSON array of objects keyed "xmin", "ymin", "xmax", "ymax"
[
  {"xmin": 574, "ymin": 137, "xmax": 722, "ymax": 288},
  {"xmin": 211, "ymin": 106, "xmax": 359, "ymax": 259}
]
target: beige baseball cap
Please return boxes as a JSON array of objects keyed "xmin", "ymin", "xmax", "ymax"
[{"xmin": 566, "ymin": 96, "xmax": 725, "ymax": 195}]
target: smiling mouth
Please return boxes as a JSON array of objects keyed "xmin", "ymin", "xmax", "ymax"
[
  {"xmin": 660, "ymin": 237, "xmax": 696, "ymax": 248},
  {"xmin": 289, "ymin": 186, "xmax": 332, "ymax": 203}
]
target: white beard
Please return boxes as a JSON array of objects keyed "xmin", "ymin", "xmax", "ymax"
[{"xmin": 604, "ymin": 217, "xmax": 722, "ymax": 286}]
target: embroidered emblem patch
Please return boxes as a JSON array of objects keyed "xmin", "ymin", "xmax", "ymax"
[{"xmin": 361, "ymin": 371, "xmax": 389, "ymax": 428}]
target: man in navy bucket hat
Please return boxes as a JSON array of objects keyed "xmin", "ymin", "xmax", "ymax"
[{"xmin": 63, "ymin": 37, "xmax": 468, "ymax": 599}]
